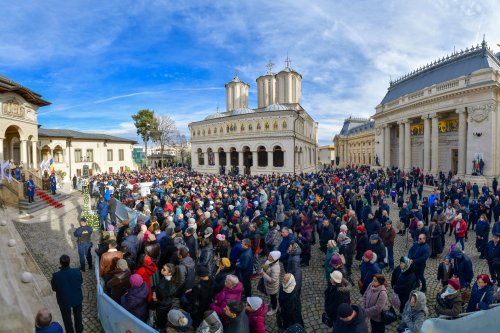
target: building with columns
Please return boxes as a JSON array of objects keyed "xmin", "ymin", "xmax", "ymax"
[
  {"xmin": 189, "ymin": 60, "xmax": 318, "ymax": 175},
  {"xmin": 333, "ymin": 117, "xmax": 375, "ymax": 167},
  {"xmin": 373, "ymin": 41, "xmax": 500, "ymax": 180}
]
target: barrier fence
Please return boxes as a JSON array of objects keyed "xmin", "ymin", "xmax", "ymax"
[{"xmin": 94, "ymin": 256, "xmax": 158, "ymax": 333}]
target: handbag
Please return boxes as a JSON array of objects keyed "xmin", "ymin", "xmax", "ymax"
[
  {"xmin": 357, "ymin": 270, "xmax": 370, "ymax": 291},
  {"xmin": 257, "ymin": 276, "xmax": 267, "ymax": 295},
  {"xmin": 382, "ymin": 306, "xmax": 398, "ymax": 325},
  {"xmin": 322, "ymin": 312, "xmax": 334, "ymax": 327}
]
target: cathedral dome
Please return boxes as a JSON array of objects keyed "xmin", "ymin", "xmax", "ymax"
[
  {"xmin": 262, "ymin": 103, "xmax": 288, "ymax": 112},
  {"xmin": 230, "ymin": 108, "xmax": 254, "ymax": 116}
]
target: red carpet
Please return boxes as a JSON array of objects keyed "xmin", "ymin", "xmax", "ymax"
[{"xmin": 35, "ymin": 190, "xmax": 64, "ymax": 208}]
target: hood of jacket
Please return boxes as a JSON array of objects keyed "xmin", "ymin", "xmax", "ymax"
[
  {"xmin": 409, "ymin": 290, "xmax": 429, "ymax": 315},
  {"xmin": 141, "ymin": 255, "xmax": 157, "ymax": 273},
  {"xmin": 181, "ymin": 256, "xmax": 196, "ymax": 269},
  {"xmin": 248, "ymin": 302, "xmax": 268, "ymax": 318}
]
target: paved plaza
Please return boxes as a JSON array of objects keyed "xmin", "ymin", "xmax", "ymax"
[{"xmin": 12, "ymin": 189, "xmax": 492, "ymax": 333}]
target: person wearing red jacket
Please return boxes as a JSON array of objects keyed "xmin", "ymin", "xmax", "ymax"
[
  {"xmin": 135, "ymin": 254, "xmax": 158, "ymax": 302},
  {"xmin": 451, "ymin": 214, "xmax": 467, "ymax": 251},
  {"xmin": 245, "ymin": 296, "xmax": 267, "ymax": 333}
]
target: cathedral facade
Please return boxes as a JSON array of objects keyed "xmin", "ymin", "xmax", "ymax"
[{"xmin": 189, "ymin": 61, "xmax": 318, "ymax": 175}]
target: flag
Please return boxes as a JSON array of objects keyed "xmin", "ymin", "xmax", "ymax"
[{"xmin": 49, "ymin": 158, "xmax": 55, "ymax": 173}]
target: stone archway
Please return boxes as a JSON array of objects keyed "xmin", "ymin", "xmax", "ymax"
[
  {"xmin": 243, "ymin": 146, "xmax": 252, "ymax": 175},
  {"xmin": 3, "ymin": 125, "xmax": 23, "ymax": 164}
]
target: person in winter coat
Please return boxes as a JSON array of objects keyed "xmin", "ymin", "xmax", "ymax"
[
  {"xmin": 120, "ymin": 228, "xmax": 138, "ymax": 260},
  {"xmin": 245, "ymin": 296, "xmax": 268, "ymax": 333},
  {"xmin": 261, "ymin": 251, "xmax": 281, "ymax": 315},
  {"xmin": 298, "ymin": 221, "xmax": 313, "ymax": 266},
  {"xmin": 408, "ymin": 234, "xmax": 430, "ymax": 292},
  {"xmin": 195, "ymin": 311, "xmax": 223, "ymax": 333},
  {"xmin": 106, "ymin": 259, "xmax": 131, "ymax": 303},
  {"xmin": 121, "ymin": 274, "xmax": 149, "ymax": 322},
  {"xmin": 355, "ymin": 225, "xmax": 368, "ymax": 261},
  {"xmin": 391, "ymin": 257, "xmax": 417, "ymax": 313},
  {"xmin": 135, "ymin": 254, "xmax": 157, "ymax": 302},
  {"xmin": 359, "ymin": 250, "xmax": 381, "ymax": 295},
  {"xmin": 223, "ymin": 300, "xmax": 249, "ymax": 333},
  {"xmin": 153, "ymin": 263, "xmax": 177, "ymax": 331},
  {"xmin": 379, "ymin": 220, "xmax": 396, "ymax": 271},
  {"xmin": 333, "ymin": 303, "xmax": 368, "ymax": 333},
  {"xmin": 324, "ymin": 270, "xmax": 351, "ymax": 328},
  {"xmin": 435, "ymin": 278, "xmax": 463, "ymax": 317},
  {"xmin": 319, "ymin": 219, "xmax": 335, "ymax": 254},
  {"xmin": 144, "ymin": 233, "xmax": 161, "ymax": 264},
  {"xmin": 429, "ymin": 218, "xmax": 443, "ymax": 258},
  {"xmin": 338, "ymin": 233, "xmax": 355, "ymax": 279},
  {"xmin": 166, "ymin": 309, "xmax": 193, "ymax": 333},
  {"xmin": 176, "ymin": 247, "xmax": 196, "ymax": 297},
  {"xmin": 366, "ymin": 235, "xmax": 386, "ymax": 268},
  {"xmin": 324, "ymin": 240, "xmax": 340, "ymax": 282},
  {"xmin": 437, "ymin": 256, "xmax": 453, "ymax": 287},
  {"xmin": 398, "ymin": 290, "xmax": 428, "ymax": 333},
  {"xmin": 210, "ymin": 274, "xmax": 243, "ymax": 320},
  {"xmin": 198, "ymin": 238, "xmax": 216, "ymax": 278},
  {"xmin": 485, "ymin": 227, "xmax": 500, "ymax": 284},
  {"xmin": 451, "ymin": 214, "xmax": 467, "ymax": 251},
  {"xmin": 466, "ymin": 274, "xmax": 495, "ymax": 312},
  {"xmin": 265, "ymin": 221, "xmax": 282, "ymax": 253},
  {"xmin": 450, "ymin": 248, "xmax": 473, "ymax": 288},
  {"xmin": 475, "ymin": 215, "xmax": 490, "ymax": 258},
  {"xmin": 287, "ymin": 242, "xmax": 303, "ymax": 296},
  {"xmin": 235, "ymin": 239, "xmax": 253, "ymax": 297},
  {"xmin": 277, "ymin": 273, "xmax": 303, "ymax": 330},
  {"xmin": 362, "ymin": 274, "xmax": 388, "ymax": 333},
  {"xmin": 182, "ymin": 266, "xmax": 215, "ymax": 327},
  {"xmin": 184, "ymin": 227, "xmax": 198, "ymax": 259},
  {"xmin": 214, "ymin": 258, "xmax": 234, "ymax": 294}
]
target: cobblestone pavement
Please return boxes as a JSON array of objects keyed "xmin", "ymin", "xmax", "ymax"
[{"xmin": 14, "ymin": 191, "xmax": 492, "ymax": 333}]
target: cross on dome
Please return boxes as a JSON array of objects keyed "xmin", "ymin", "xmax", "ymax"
[
  {"xmin": 266, "ymin": 60, "xmax": 274, "ymax": 74},
  {"xmin": 285, "ymin": 55, "xmax": 292, "ymax": 68}
]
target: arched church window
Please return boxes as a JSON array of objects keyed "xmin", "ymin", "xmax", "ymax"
[
  {"xmin": 197, "ymin": 148, "xmax": 204, "ymax": 165},
  {"xmin": 258, "ymin": 146, "xmax": 268, "ymax": 167},
  {"xmin": 220, "ymin": 126, "xmax": 223, "ymax": 134},
  {"xmin": 273, "ymin": 146, "xmax": 284, "ymax": 167},
  {"xmin": 207, "ymin": 148, "xmax": 214, "ymax": 165}
]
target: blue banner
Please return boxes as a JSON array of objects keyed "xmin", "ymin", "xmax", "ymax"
[{"xmin": 94, "ymin": 257, "xmax": 158, "ymax": 333}]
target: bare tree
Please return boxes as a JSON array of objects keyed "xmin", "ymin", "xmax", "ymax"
[
  {"xmin": 151, "ymin": 115, "xmax": 177, "ymax": 168},
  {"xmin": 175, "ymin": 131, "xmax": 189, "ymax": 165}
]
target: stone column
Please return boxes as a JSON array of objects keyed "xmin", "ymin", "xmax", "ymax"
[
  {"xmin": 226, "ymin": 152, "xmax": 231, "ymax": 168},
  {"xmin": 378, "ymin": 126, "xmax": 385, "ymax": 167},
  {"xmin": 457, "ymin": 107, "xmax": 467, "ymax": 176},
  {"xmin": 214, "ymin": 151, "xmax": 219, "ymax": 167},
  {"xmin": 32, "ymin": 141, "xmax": 38, "ymax": 169},
  {"xmin": 398, "ymin": 121, "xmax": 405, "ymax": 170},
  {"xmin": 252, "ymin": 151, "xmax": 258, "ymax": 167},
  {"xmin": 267, "ymin": 151, "xmax": 273, "ymax": 167},
  {"xmin": 0, "ymin": 138, "xmax": 4, "ymax": 161},
  {"xmin": 404, "ymin": 120, "xmax": 411, "ymax": 172},
  {"xmin": 422, "ymin": 115, "xmax": 431, "ymax": 173},
  {"xmin": 431, "ymin": 113, "xmax": 439, "ymax": 175},
  {"xmin": 384, "ymin": 125, "xmax": 391, "ymax": 168},
  {"xmin": 21, "ymin": 140, "xmax": 28, "ymax": 166},
  {"xmin": 239, "ymin": 151, "xmax": 244, "ymax": 170}
]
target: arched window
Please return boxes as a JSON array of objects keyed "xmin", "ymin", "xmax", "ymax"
[
  {"xmin": 258, "ymin": 146, "xmax": 268, "ymax": 167},
  {"xmin": 273, "ymin": 146, "xmax": 284, "ymax": 167},
  {"xmin": 197, "ymin": 148, "xmax": 204, "ymax": 165},
  {"xmin": 218, "ymin": 148, "xmax": 226, "ymax": 166},
  {"xmin": 207, "ymin": 148, "xmax": 214, "ymax": 165},
  {"xmin": 53, "ymin": 145, "xmax": 64, "ymax": 163}
]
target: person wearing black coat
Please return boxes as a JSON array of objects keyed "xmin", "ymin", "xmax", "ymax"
[
  {"xmin": 182, "ymin": 266, "xmax": 215, "ymax": 327},
  {"xmin": 51, "ymin": 255, "xmax": 84, "ymax": 333},
  {"xmin": 153, "ymin": 263, "xmax": 177, "ymax": 331},
  {"xmin": 214, "ymin": 259, "xmax": 234, "ymax": 294},
  {"xmin": 320, "ymin": 220, "xmax": 335, "ymax": 254},
  {"xmin": 184, "ymin": 228, "xmax": 198, "ymax": 259},
  {"xmin": 332, "ymin": 304, "xmax": 368, "ymax": 333},
  {"xmin": 429, "ymin": 219, "xmax": 443, "ymax": 258},
  {"xmin": 366, "ymin": 235, "xmax": 386, "ymax": 267},
  {"xmin": 324, "ymin": 271, "xmax": 351, "ymax": 327},
  {"xmin": 391, "ymin": 257, "xmax": 417, "ymax": 312},
  {"xmin": 278, "ymin": 273, "xmax": 303, "ymax": 330}
]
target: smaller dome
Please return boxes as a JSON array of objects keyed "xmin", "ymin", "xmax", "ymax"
[
  {"xmin": 262, "ymin": 104, "xmax": 288, "ymax": 112},
  {"xmin": 230, "ymin": 108, "xmax": 254, "ymax": 116},
  {"xmin": 204, "ymin": 112, "xmax": 225, "ymax": 120}
]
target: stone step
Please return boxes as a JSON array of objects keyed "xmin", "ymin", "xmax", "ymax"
[{"xmin": 18, "ymin": 193, "xmax": 71, "ymax": 214}]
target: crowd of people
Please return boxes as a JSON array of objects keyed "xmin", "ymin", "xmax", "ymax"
[{"xmin": 42, "ymin": 166, "xmax": 500, "ymax": 333}]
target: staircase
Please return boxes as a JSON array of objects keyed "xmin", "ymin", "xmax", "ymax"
[{"xmin": 18, "ymin": 190, "xmax": 70, "ymax": 214}]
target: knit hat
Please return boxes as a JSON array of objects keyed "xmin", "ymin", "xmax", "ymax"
[
  {"xmin": 337, "ymin": 303, "xmax": 353, "ymax": 318},
  {"xmin": 448, "ymin": 278, "xmax": 460, "ymax": 290},
  {"xmin": 356, "ymin": 225, "xmax": 366, "ymax": 233},
  {"xmin": 270, "ymin": 251, "xmax": 281, "ymax": 261},
  {"xmin": 130, "ymin": 274, "xmax": 143, "ymax": 287},
  {"xmin": 369, "ymin": 234, "xmax": 379, "ymax": 241},
  {"xmin": 216, "ymin": 233, "xmax": 226, "ymax": 241},
  {"xmin": 197, "ymin": 265, "xmax": 209, "ymax": 277},
  {"xmin": 167, "ymin": 309, "xmax": 190, "ymax": 327},
  {"xmin": 204, "ymin": 227, "xmax": 213, "ymax": 238},
  {"xmin": 330, "ymin": 270, "xmax": 343, "ymax": 284},
  {"xmin": 116, "ymin": 259, "xmax": 128, "ymax": 271},
  {"xmin": 221, "ymin": 258, "xmax": 231, "ymax": 268},
  {"xmin": 107, "ymin": 224, "xmax": 115, "ymax": 231},
  {"xmin": 204, "ymin": 211, "xmax": 211, "ymax": 219},
  {"xmin": 363, "ymin": 250, "xmax": 374, "ymax": 261},
  {"xmin": 340, "ymin": 224, "xmax": 348, "ymax": 232},
  {"xmin": 330, "ymin": 255, "xmax": 342, "ymax": 267},
  {"xmin": 228, "ymin": 205, "xmax": 234, "ymax": 210},
  {"xmin": 246, "ymin": 296, "xmax": 263, "ymax": 311}
]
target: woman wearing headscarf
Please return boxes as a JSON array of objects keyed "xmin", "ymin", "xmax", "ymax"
[
  {"xmin": 362, "ymin": 274, "xmax": 388, "ymax": 333},
  {"xmin": 277, "ymin": 273, "xmax": 303, "ymax": 330},
  {"xmin": 466, "ymin": 274, "xmax": 495, "ymax": 312},
  {"xmin": 261, "ymin": 251, "xmax": 281, "ymax": 316},
  {"xmin": 391, "ymin": 256, "xmax": 417, "ymax": 313},
  {"xmin": 398, "ymin": 290, "xmax": 428, "ymax": 333}
]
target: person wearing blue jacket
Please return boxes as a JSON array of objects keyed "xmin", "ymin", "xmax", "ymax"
[
  {"xmin": 450, "ymin": 248, "xmax": 474, "ymax": 288},
  {"xmin": 278, "ymin": 227, "xmax": 296, "ymax": 270},
  {"xmin": 359, "ymin": 250, "xmax": 381, "ymax": 295},
  {"xmin": 466, "ymin": 274, "xmax": 495, "ymax": 312},
  {"xmin": 51, "ymin": 255, "xmax": 83, "ymax": 333},
  {"xmin": 97, "ymin": 196, "xmax": 109, "ymax": 231},
  {"xmin": 408, "ymin": 234, "xmax": 430, "ymax": 292},
  {"xmin": 236, "ymin": 239, "xmax": 254, "ymax": 297}
]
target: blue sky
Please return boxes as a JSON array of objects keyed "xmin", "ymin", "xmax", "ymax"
[{"xmin": 1, "ymin": 0, "xmax": 499, "ymax": 145}]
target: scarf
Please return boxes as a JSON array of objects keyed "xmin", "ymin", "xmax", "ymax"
[
  {"xmin": 441, "ymin": 287, "xmax": 458, "ymax": 299},
  {"xmin": 283, "ymin": 275, "xmax": 296, "ymax": 293}
]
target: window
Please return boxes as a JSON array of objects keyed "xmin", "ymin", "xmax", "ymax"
[
  {"xmin": 207, "ymin": 148, "xmax": 215, "ymax": 165},
  {"xmin": 53, "ymin": 146, "xmax": 63, "ymax": 163},
  {"xmin": 107, "ymin": 149, "xmax": 113, "ymax": 161},
  {"xmin": 273, "ymin": 146, "xmax": 284, "ymax": 167},
  {"xmin": 119, "ymin": 149, "xmax": 124, "ymax": 161},
  {"xmin": 258, "ymin": 146, "xmax": 268, "ymax": 167},
  {"xmin": 86, "ymin": 149, "xmax": 94, "ymax": 162},
  {"xmin": 197, "ymin": 148, "xmax": 204, "ymax": 165},
  {"xmin": 74, "ymin": 149, "xmax": 82, "ymax": 162}
]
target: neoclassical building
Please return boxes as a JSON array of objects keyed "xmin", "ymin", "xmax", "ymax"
[
  {"xmin": 189, "ymin": 61, "xmax": 318, "ymax": 175},
  {"xmin": 333, "ymin": 117, "xmax": 375, "ymax": 167},
  {"xmin": 373, "ymin": 40, "xmax": 500, "ymax": 180}
]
